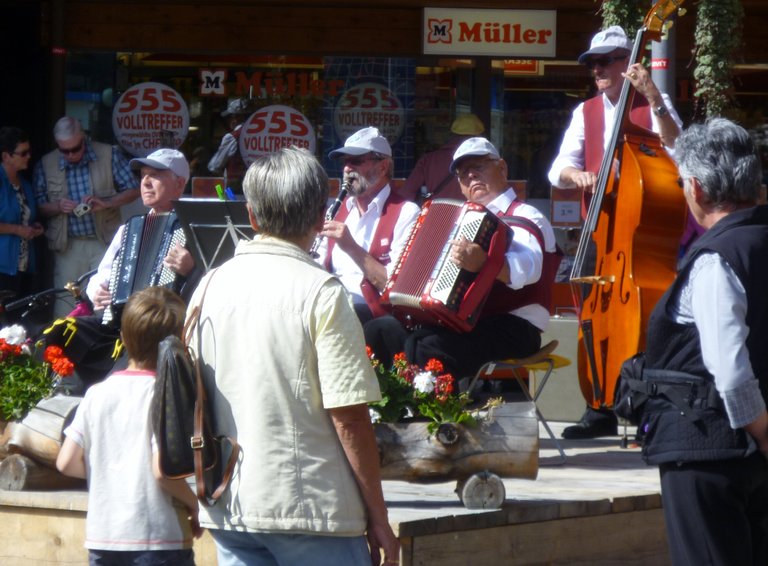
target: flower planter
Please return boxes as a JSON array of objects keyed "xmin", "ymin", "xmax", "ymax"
[
  {"xmin": 0, "ymin": 395, "xmax": 85, "ymax": 491},
  {"xmin": 374, "ymin": 401, "xmax": 539, "ymax": 509}
]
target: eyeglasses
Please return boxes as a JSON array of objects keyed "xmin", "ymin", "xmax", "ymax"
[
  {"xmin": 455, "ymin": 158, "xmax": 499, "ymax": 180},
  {"xmin": 12, "ymin": 149, "xmax": 31, "ymax": 157},
  {"xmin": 343, "ymin": 154, "xmax": 384, "ymax": 167},
  {"xmin": 585, "ymin": 55, "xmax": 627, "ymax": 70},
  {"xmin": 58, "ymin": 140, "xmax": 85, "ymax": 155}
]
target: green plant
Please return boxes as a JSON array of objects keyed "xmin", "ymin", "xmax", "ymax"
[
  {"xmin": 599, "ymin": 0, "xmax": 644, "ymax": 36},
  {"xmin": 692, "ymin": 0, "xmax": 743, "ymax": 118},
  {"xmin": 367, "ymin": 348, "xmax": 479, "ymax": 434},
  {"xmin": 0, "ymin": 325, "xmax": 74, "ymax": 421}
]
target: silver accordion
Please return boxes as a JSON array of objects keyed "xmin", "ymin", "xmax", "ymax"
[{"xmin": 102, "ymin": 212, "xmax": 186, "ymax": 325}]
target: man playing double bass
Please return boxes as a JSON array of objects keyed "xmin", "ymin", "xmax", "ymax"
[{"xmin": 548, "ymin": 26, "xmax": 684, "ymax": 439}]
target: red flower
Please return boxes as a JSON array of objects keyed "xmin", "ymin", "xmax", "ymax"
[
  {"xmin": 51, "ymin": 356, "xmax": 75, "ymax": 377},
  {"xmin": 424, "ymin": 358, "xmax": 444, "ymax": 375},
  {"xmin": 393, "ymin": 352, "xmax": 407, "ymax": 363},
  {"xmin": 43, "ymin": 345, "xmax": 65, "ymax": 363},
  {"xmin": 434, "ymin": 373, "xmax": 455, "ymax": 402},
  {"xmin": 0, "ymin": 339, "xmax": 22, "ymax": 358}
]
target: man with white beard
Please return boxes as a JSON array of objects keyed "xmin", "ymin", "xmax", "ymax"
[{"xmin": 316, "ymin": 127, "xmax": 419, "ymax": 323}]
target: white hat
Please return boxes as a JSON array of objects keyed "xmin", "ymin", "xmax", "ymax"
[
  {"xmin": 578, "ymin": 26, "xmax": 633, "ymax": 64},
  {"xmin": 449, "ymin": 137, "xmax": 500, "ymax": 173},
  {"xmin": 130, "ymin": 148, "xmax": 190, "ymax": 180},
  {"xmin": 328, "ymin": 127, "xmax": 392, "ymax": 158},
  {"xmin": 221, "ymin": 98, "xmax": 250, "ymax": 117}
]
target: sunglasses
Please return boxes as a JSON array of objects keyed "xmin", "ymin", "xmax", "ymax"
[
  {"xmin": 58, "ymin": 140, "xmax": 85, "ymax": 155},
  {"xmin": 586, "ymin": 55, "xmax": 627, "ymax": 70},
  {"xmin": 343, "ymin": 154, "xmax": 383, "ymax": 166},
  {"xmin": 455, "ymin": 158, "xmax": 499, "ymax": 180},
  {"xmin": 12, "ymin": 149, "xmax": 31, "ymax": 157}
]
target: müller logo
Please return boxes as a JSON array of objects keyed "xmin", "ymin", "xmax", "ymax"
[
  {"xmin": 423, "ymin": 8, "xmax": 556, "ymax": 57},
  {"xmin": 427, "ymin": 18, "xmax": 551, "ymax": 46},
  {"xmin": 427, "ymin": 19, "xmax": 453, "ymax": 44}
]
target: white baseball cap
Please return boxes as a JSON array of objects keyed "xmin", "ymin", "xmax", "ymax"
[
  {"xmin": 130, "ymin": 148, "xmax": 190, "ymax": 180},
  {"xmin": 328, "ymin": 126, "xmax": 392, "ymax": 158},
  {"xmin": 578, "ymin": 26, "xmax": 633, "ymax": 64},
  {"xmin": 221, "ymin": 98, "xmax": 250, "ymax": 117},
  {"xmin": 449, "ymin": 137, "xmax": 500, "ymax": 173}
]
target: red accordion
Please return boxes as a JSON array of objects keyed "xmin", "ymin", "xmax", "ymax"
[{"xmin": 381, "ymin": 199, "xmax": 510, "ymax": 333}]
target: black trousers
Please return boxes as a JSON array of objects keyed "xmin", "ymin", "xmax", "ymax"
[
  {"xmin": 659, "ymin": 452, "xmax": 768, "ymax": 566},
  {"xmin": 363, "ymin": 313, "xmax": 541, "ymax": 378}
]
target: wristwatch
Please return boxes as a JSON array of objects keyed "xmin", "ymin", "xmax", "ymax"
[{"xmin": 653, "ymin": 105, "xmax": 669, "ymax": 118}]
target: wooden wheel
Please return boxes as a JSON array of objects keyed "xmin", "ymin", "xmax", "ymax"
[{"xmin": 455, "ymin": 471, "xmax": 506, "ymax": 509}]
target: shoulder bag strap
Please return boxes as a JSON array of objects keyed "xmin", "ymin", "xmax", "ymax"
[{"xmin": 189, "ymin": 269, "xmax": 241, "ymax": 505}]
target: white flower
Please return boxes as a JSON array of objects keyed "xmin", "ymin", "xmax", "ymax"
[
  {"xmin": 0, "ymin": 324, "xmax": 28, "ymax": 345},
  {"xmin": 413, "ymin": 371, "xmax": 436, "ymax": 394},
  {"xmin": 369, "ymin": 408, "xmax": 381, "ymax": 423},
  {"xmin": 21, "ymin": 344, "xmax": 32, "ymax": 356}
]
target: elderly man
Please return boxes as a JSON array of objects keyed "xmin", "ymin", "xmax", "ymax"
[
  {"xmin": 42, "ymin": 149, "xmax": 197, "ymax": 389},
  {"xmin": 86, "ymin": 148, "xmax": 197, "ymax": 317},
  {"xmin": 547, "ymin": 26, "xmax": 684, "ymax": 439},
  {"xmin": 189, "ymin": 146, "xmax": 400, "ymax": 566},
  {"xmin": 365, "ymin": 137, "xmax": 559, "ymax": 379},
  {"xmin": 633, "ymin": 118, "xmax": 768, "ymax": 565},
  {"xmin": 317, "ymin": 126, "xmax": 420, "ymax": 323},
  {"xmin": 33, "ymin": 117, "xmax": 139, "ymax": 318},
  {"xmin": 548, "ymin": 26, "xmax": 682, "ymax": 197}
]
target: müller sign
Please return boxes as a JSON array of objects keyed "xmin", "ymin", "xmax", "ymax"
[{"xmin": 423, "ymin": 8, "xmax": 556, "ymax": 58}]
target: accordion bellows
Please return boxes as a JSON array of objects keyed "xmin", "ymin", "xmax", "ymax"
[
  {"xmin": 103, "ymin": 212, "xmax": 186, "ymax": 325},
  {"xmin": 381, "ymin": 199, "xmax": 509, "ymax": 333}
]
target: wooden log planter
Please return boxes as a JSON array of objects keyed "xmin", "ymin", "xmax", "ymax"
[
  {"xmin": 374, "ymin": 402, "xmax": 539, "ymax": 509},
  {"xmin": 0, "ymin": 395, "xmax": 84, "ymax": 491}
]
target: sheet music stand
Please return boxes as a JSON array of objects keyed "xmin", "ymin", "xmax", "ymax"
[{"xmin": 173, "ymin": 198, "xmax": 256, "ymax": 272}]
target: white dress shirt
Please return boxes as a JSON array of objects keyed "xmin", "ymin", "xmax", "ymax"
[
  {"xmin": 315, "ymin": 185, "xmax": 420, "ymax": 305},
  {"xmin": 487, "ymin": 187, "xmax": 557, "ymax": 331},
  {"xmin": 670, "ymin": 251, "xmax": 765, "ymax": 429},
  {"xmin": 547, "ymin": 92, "xmax": 683, "ymax": 188}
]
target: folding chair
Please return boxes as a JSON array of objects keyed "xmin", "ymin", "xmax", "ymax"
[{"xmin": 467, "ymin": 340, "xmax": 571, "ymax": 464}]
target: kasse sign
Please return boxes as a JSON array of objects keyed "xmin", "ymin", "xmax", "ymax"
[{"xmin": 423, "ymin": 8, "xmax": 556, "ymax": 58}]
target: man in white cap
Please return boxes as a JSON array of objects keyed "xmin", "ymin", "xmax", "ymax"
[
  {"xmin": 208, "ymin": 98, "xmax": 251, "ymax": 193},
  {"xmin": 86, "ymin": 148, "xmax": 198, "ymax": 313},
  {"xmin": 399, "ymin": 112, "xmax": 486, "ymax": 203},
  {"xmin": 548, "ymin": 26, "xmax": 683, "ymax": 439},
  {"xmin": 365, "ymin": 137, "xmax": 559, "ymax": 380},
  {"xmin": 548, "ymin": 26, "xmax": 682, "ymax": 201},
  {"xmin": 318, "ymin": 126, "xmax": 420, "ymax": 323}
]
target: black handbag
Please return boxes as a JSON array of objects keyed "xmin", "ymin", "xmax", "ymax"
[{"xmin": 151, "ymin": 271, "xmax": 239, "ymax": 504}]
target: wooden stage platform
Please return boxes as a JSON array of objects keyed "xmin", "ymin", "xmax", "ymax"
[{"xmin": 0, "ymin": 421, "xmax": 669, "ymax": 565}]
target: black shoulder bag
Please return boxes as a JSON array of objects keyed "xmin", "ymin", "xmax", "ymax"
[{"xmin": 152, "ymin": 270, "xmax": 240, "ymax": 505}]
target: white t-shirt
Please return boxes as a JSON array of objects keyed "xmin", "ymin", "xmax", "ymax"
[{"xmin": 64, "ymin": 369, "xmax": 192, "ymax": 551}]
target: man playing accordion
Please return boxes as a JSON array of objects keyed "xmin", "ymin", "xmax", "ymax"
[
  {"xmin": 365, "ymin": 137, "xmax": 559, "ymax": 380},
  {"xmin": 46, "ymin": 149, "xmax": 200, "ymax": 387},
  {"xmin": 86, "ymin": 148, "xmax": 199, "ymax": 316}
]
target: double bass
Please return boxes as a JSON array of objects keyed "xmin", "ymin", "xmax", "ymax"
[{"xmin": 570, "ymin": 0, "xmax": 688, "ymax": 412}]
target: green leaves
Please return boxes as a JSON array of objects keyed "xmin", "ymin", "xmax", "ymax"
[{"xmin": 0, "ymin": 356, "xmax": 54, "ymax": 421}]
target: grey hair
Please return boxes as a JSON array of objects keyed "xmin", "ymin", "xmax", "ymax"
[
  {"xmin": 676, "ymin": 118, "xmax": 762, "ymax": 207},
  {"xmin": 53, "ymin": 117, "xmax": 83, "ymax": 141},
  {"xmin": 243, "ymin": 146, "xmax": 329, "ymax": 238}
]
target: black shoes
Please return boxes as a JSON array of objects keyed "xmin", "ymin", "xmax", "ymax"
[{"xmin": 562, "ymin": 407, "xmax": 618, "ymax": 439}]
